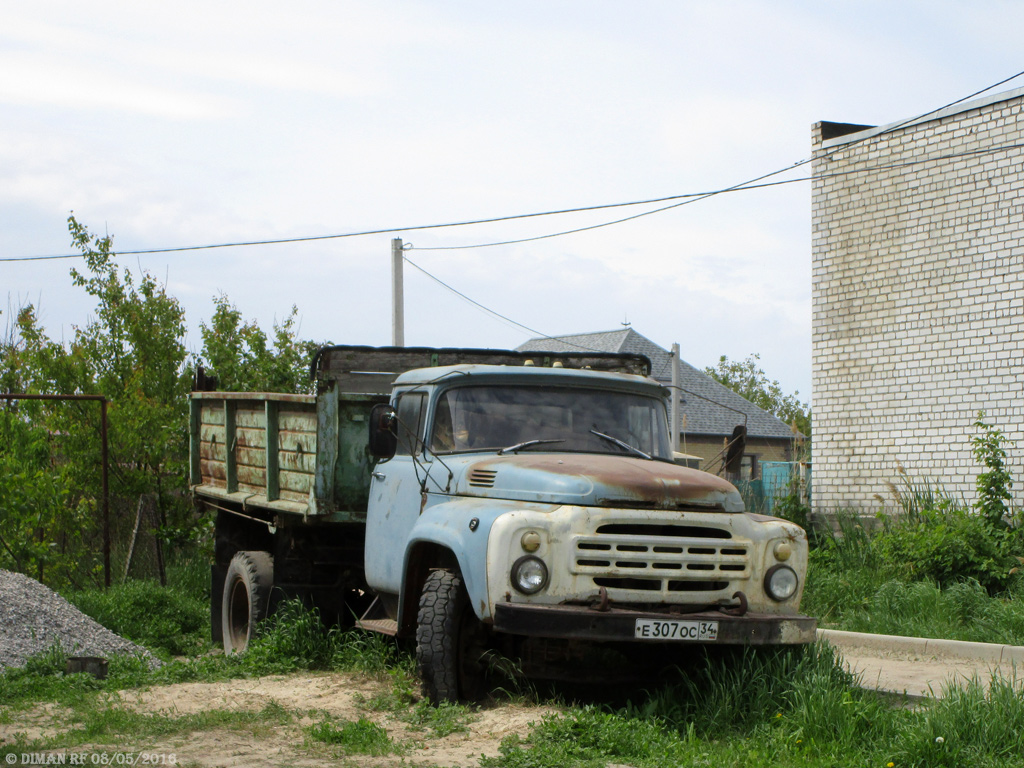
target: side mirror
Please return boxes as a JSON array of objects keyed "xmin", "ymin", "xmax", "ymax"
[{"xmin": 368, "ymin": 403, "xmax": 398, "ymax": 459}]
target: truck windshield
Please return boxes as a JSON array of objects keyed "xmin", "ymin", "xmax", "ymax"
[{"xmin": 429, "ymin": 385, "xmax": 672, "ymax": 459}]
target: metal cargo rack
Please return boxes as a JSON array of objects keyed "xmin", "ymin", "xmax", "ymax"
[{"xmin": 311, "ymin": 345, "xmax": 653, "ymax": 394}]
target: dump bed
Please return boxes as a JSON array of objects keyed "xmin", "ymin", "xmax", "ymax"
[{"xmin": 189, "ymin": 389, "xmax": 386, "ymax": 521}]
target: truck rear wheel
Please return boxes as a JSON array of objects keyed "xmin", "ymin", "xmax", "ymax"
[
  {"xmin": 416, "ymin": 570, "xmax": 486, "ymax": 704},
  {"xmin": 222, "ymin": 551, "xmax": 274, "ymax": 654}
]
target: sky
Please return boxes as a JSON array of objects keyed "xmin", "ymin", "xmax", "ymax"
[{"xmin": 2, "ymin": 1, "xmax": 1023, "ymax": 403}]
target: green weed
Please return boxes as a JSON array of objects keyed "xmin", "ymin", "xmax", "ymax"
[
  {"xmin": 306, "ymin": 716, "xmax": 398, "ymax": 755},
  {"xmin": 357, "ymin": 667, "xmax": 419, "ymax": 711},
  {"xmin": 482, "ymin": 706, "xmax": 690, "ymax": 768},
  {"xmin": 164, "ymin": 548, "xmax": 213, "ymax": 600},
  {"xmin": 484, "ymin": 643, "xmax": 1024, "ymax": 768},
  {"xmin": 973, "ymin": 413, "xmax": 1014, "ymax": 527},
  {"xmin": 402, "ymin": 699, "xmax": 475, "ymax": 737},
  {"xmin": 71, "ymin": 699, "xmax": 293, "ymax": 743},
  {"xmin": 819, "ymin": 578, "xmax": 1024, "ymax": 643}
]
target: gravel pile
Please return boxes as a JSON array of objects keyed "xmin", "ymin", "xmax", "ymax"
[{"xmin": 0, "ymin": 569, "xmax": 160, "ymax": 670}]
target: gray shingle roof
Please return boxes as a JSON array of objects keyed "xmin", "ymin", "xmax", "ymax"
[{"xmin": 518, "ymin": 329, "xmax": 796, "ymax": 440}]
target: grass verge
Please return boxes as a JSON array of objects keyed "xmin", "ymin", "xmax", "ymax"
[{"xmin": 485, "ymin": 643, "xmax": 1024, "ymax": 768}]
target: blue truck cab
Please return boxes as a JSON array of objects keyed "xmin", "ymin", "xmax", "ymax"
[{"xmin": 192, "ymin": 346, "xmax": 815, "ymax": 703}]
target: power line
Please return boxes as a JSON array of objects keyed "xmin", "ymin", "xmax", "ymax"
[
  {"xmin": 3, "ymin": 70, "xmax": 1022, "ymax": 264},
  {"xmin": 1, "ymin": 140, "xmax": 995, "ymax": 263},
  {"xmin": 411, "ymin": 140, "xmax": 1024, "ymax": 251},
  {"xmin": 0, "ymin": 189, "xmax": 748, "ymax": 263},
  {"xmin": 4, "ymin": 141, "xmax": 1018, "ymax": 263},
  {"xmin": 400, "ymin": 69, "xmax": 1024, "ymax": 252},
  {"xmin": 402, "ymin": 256, "xmax": 608, "ymax": 353}
]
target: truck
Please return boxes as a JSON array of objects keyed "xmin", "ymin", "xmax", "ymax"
[{"xmin": 190, "ymin": 345, "xmax": 816, "ymax": 702}]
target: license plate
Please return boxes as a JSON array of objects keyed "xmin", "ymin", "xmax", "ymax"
[{"xmin": 634, "ymin": 618, "xmax": 719, "ymax": 641}]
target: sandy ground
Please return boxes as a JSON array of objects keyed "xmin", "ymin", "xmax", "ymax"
[
  {"xmin": 828, "ymin": 642, "xmax": 1023, "ymax": 699},
  {"xmin": 0, "ymin": 672, "xmax": 558, "ymax": 768}
]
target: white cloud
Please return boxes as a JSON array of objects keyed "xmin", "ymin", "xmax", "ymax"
[{"xmin": 3, "ymin": 0, "xmax": 1023, "ymax": 406}]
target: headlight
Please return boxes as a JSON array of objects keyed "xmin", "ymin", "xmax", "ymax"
[
  {"xmin": 511, "ymin": 555, "xmax": 549, "ymax": 595},
  {"xmin": 764, "ymin": 564, "xmax": 799, "ymax": 602}
]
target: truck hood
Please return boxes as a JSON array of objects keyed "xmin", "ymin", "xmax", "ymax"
[{"xmin": 450, "ymin": 453, "xmax": 744, "ymax": 512}]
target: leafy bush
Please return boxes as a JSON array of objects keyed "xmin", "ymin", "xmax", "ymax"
[
  {"xmin": 0, "ymin": 415, "xmax": 91, "ymax": 586},
  {"xmin": 67, "ymin": 579, "xmax": 208, "ymax": 657},
  {"xmin": 805, "ymin": 455, "xmax": 1024, "ymax": 638},
  {"xmin": 873, "ymin": 507, "xmax": 1020, "ymax": 592},
  {"xmin": 773, "ymin": 487, "xmax": 812, "ymax": 535}
]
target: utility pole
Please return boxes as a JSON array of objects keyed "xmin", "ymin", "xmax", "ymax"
[
  {"xmin": 391, "ymin": 237, "xmax": 405, "ymax": 346},
  {"xmin": 670, "ymin": 343, "xmax": 681, "ymax": 453}
]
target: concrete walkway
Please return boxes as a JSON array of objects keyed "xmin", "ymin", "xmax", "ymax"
[{"xmin": 818, "ymin": 628, "xmax": 1024, "ymax": 699}]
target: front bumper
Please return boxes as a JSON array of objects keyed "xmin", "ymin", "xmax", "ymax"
[{"xmin": 493, "ymin": 603, "xmax": 817, "ymax": 645}]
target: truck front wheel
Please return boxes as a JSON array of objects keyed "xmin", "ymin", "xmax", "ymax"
[
  {"xmin": 222, "ymin": 551, "xmax": 274, "ymax": 654},
  {"xmin": 416, "ymin": 570, "xmax": 486, "ymax": 704}
]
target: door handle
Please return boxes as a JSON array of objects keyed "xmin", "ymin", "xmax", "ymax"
[{"xmin": 372, "ymin": 472, "xmax": 386, "ymax": 481}]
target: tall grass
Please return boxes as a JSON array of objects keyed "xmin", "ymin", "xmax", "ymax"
[
  {"xmin": 65, "ymin": 579, "xmax": 208, "ymax": 658},
  {"xmin": 241, "ymin": 598, "xmax": 408, "ymax": 677},
  {"xmin": 809, "ymin": 576, "xmax": 1024, "ymax": 644},
  {"xmin": 882, "ymin": 464, "xmax": 964, "ymax": 523},
  {"xmin": 487, "ymin": 644, "xmax": 1024, "ymax": 768},
  {"xmin": 804, "ymin": 461, "xmax": 1024, "ymax": 641}
]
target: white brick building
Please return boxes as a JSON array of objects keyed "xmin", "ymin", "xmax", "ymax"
[{"xmin": 811, "ymin": 87, "xmax": 1024, "ymax": 513}]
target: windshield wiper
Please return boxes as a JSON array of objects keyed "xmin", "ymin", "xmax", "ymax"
[
  {"xmin": 497, "ymin": 438, "xmax": 565, "ymax": 455},
  {"xmin": 589, "ymin": 429, "xmax": 652, "ymax": 460}
]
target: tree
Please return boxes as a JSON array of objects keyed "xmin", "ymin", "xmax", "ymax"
[
  {"xmin": 199, "ymin": 294, "xmax": 324, "ymax": 394},
  {"xmin": 1, "ymin": 216, "xmax": 328, "ymax": 587},
  {"xmin": 63, "ymin": 216, "xmax": 192, "ymax": 541},
  {"xmin": 704, "ymin": 353, "xmax": 811, "ymax": 438},
  {"xmin": 0, "ymin": 216, "xmax": 194, "ymax": 585}
]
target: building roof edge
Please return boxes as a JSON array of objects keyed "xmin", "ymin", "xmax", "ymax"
[{"xmin": 820, "ymin": 85, "xmax": 1024, "ymax": 150}]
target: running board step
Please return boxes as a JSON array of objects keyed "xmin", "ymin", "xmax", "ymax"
[
  {"xmin": 356, "ymin": 618, "xmax": 398, "ymax": 636},
  {"xmin": 355, "ymin": 595, "xmax": 398, "ymax": 636}
]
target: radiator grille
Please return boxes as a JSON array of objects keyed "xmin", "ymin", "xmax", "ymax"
[{"xmin": 572, "ymin": 523, "xmax": 750, "ymax": 597}]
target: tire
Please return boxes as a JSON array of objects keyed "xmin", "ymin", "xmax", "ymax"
[
  {"xmin": 416, "ymin": 570, "xmax": 487, "ymax": 704},
  {"xmin": 222, "ymin": 550, "xmax": 274, "ymax": 654}
]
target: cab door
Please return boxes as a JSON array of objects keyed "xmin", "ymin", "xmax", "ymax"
[{"xmin": 364, "ymin": 390, "xmax": 439, "ymax": 593}]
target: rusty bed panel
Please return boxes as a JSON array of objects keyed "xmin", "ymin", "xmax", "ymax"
[
  {"xmin": 189, "ymin": 388, "xmax": 381, "ymax": 521},
  {"xmin": 190, "ymin": 394, "xmax": 319, "ymax": 514}
]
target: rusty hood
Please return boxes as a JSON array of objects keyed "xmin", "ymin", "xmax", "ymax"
[{"xmin": 453, "ymin": 453, "xmax": 744, "ymax": 512}]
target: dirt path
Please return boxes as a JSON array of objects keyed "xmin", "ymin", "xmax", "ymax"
[{"xmin": 0, "ymin": 673, "xmax": 558, "ymax": 768}]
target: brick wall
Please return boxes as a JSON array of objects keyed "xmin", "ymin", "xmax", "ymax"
[{"xmin": 811, "ymin": 88, "xmax": 1024, "ymax": 513}]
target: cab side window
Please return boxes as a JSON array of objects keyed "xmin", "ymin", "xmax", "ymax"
[{"xmin": 395, "ymin": 392, "xmax": 426, "ymax": 456}]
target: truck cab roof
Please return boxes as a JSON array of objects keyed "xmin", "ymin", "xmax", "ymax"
[{"xmin": 392, "ymin": 363, "xmax": 666, "ymax": 396}]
